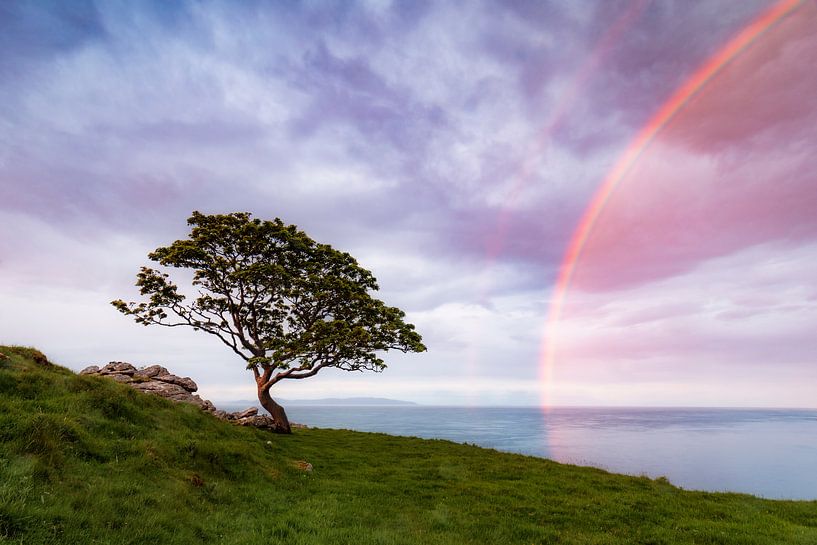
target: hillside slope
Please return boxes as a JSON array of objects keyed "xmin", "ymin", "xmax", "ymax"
[{"xmin": 1, "ymin": 346, "xmax": 816, "ymax": 544}]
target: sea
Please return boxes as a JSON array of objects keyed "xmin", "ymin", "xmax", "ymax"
[{"xmin": 281, "ymin": 406, "xmax": 817, "ymax": 500}]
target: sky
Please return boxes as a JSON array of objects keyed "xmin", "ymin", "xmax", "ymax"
[{"xmin": 1, "ymin": 0, "xmax": 815, "ymax": 407}]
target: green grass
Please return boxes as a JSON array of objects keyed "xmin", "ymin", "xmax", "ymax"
[{"xmin": 1, "ymin": 346, "xmax": 816, "ymax": 544}]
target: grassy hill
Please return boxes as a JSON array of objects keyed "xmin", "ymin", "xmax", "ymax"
[{"xmin": 1, "ymin": 346, "xmax": 816, "ymax": 544}]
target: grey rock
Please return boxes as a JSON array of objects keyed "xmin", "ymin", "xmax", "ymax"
[
  {"xmin": 235, "ymin": 407, "xmax": 258, "ymax": 419},
  {"xmin": 155, "ymin": 373, "xmax": 198, "ymax": 392},
  {"xmin": 134, "ymin": 365, "xmax": 169, "ymax": 378},
  {"xmin": 108, "ymin": 374, "xmax": 134, "ymax": 383},
  {"xmin": 99, "ymin": 362, "xmax": 137, "ymax": 376},
  {"xmin": 236, "ymin": 415, "xmax": 279, "ymax": 430},
  {"xmin": 79, "ymin": 365, "xmax": 100, "ymax": 375},
  {"xmin": 131, "ymin": 380, "xmax": 190, "ymax": 397}
]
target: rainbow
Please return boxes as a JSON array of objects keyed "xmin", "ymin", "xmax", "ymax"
[{"xmin": 539, "ymin": 0, "xmax": 805, "ymax": 408}]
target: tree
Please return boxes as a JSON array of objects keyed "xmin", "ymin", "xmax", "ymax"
[{"xmin": 112, "ymin": 211, "xmax": 426, "ymax": 433}]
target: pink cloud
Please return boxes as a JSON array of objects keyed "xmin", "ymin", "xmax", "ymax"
[
  {"xmin": 667, "ymin": 3, "xmax": 817, "ymax": 154},
  {"xmin": 550, "ymin": 239, "xmax": 817, "ymax": 406},
  {"xmin": 569, "ymin": 4, "xmax": 817, "ymax": 292}
]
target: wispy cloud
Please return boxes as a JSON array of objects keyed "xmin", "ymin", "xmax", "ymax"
[{"xmin": 1, "ymin": 0, "xmax": 812, "ymax": 406}]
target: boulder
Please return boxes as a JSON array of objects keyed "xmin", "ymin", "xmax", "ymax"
[
  {"xmin": 134, "ymin": 365, "xmax": 169, "ymax": 378},
  {"xmin": 99, "ymin": 362, "xmax": 136, "ymax": 376},
  {"xmin": 234, "ymin": 407, "xmax": 258, "ymax": 419},
  {"xmin": 79, "ymin": 365, "xmax": 100, "ymax": 375},
  {"xmin": 131, "ymin": 381, "xmax": 190, "ymax": 397},
  {"xmin": 155, "ymin": 373, "xmax": 198, "ymax": 392},
  {"xmin": 236, "ymin": 415, "xmax": 280, "ymax": 430}
]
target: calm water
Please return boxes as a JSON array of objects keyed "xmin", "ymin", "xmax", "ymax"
[{"xmin": 283, "ymin": 406, "xmax": 817, "ymax": 500}]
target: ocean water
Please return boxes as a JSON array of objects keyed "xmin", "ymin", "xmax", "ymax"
[{"xmin": 283, "ymin": 406, "xmax": 817, "ymax": 500}]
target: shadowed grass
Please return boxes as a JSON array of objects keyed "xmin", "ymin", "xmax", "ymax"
[{"xmin": 1, "ymin": 345, "xmax": 816, "ymax": 544}]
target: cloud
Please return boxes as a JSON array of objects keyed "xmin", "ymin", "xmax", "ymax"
[
  {"xmin": 666, "ymin": 2, "xmax": 817, "ymax": 153},
  {"xmin": 2, "ymin": 1, "xmax": 812, "ymax": 406},
  {"xmin": 570, "ymin": 4, "xmax": 817, "ymax": 292},
  {"xmin": 572, "ymin": 140, "xmax": 817, "ymax": 292},
  {"xmin": 0, "ymin": 1, "xmax": 105, "ymax": 77},
  {"xmin": 2, "ymin": 0, "xmax": 776, "ymax": 279},
  {"xmin": 551, "ymin": 241, "xmax": 817, "ymax": 406}
]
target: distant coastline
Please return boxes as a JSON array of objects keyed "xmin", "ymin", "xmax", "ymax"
[{"xmin": 219, "ymin": 397, "xmax": 418, "ymax": 408}]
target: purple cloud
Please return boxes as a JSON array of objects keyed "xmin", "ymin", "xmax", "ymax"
[{"xmin": 1, "ymin": 0, "xmax": 812, "ymax": 406}]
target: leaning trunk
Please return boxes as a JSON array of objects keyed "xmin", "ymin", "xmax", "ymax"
[{"xmin": 257, "ymin": 386, "xmax": 292, "ymax": 434}]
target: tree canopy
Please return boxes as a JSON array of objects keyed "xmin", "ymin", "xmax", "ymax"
[{"xmin": 113, "ymin": 211, "xmax": 426, "ymax": 432}]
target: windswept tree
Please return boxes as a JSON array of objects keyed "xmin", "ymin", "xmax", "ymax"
[{"xmin": 113, "ymin": 211, "xmax": 426, "ymax": 433}]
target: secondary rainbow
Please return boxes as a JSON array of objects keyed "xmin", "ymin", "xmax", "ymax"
[{"xmin": 538, "ymin": 0, "xmax": 805, "ymax": 407}]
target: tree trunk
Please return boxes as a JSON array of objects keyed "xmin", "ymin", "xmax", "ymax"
[{"xmin": 257, "ymin": 385, "xmax": 292, "ymax": 434}]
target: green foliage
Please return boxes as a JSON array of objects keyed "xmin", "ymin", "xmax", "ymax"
[
  {"xmin": 2, "ymin": 347, "xmax": 817, "ymax": 544},
  {"xmin": 112, "ymin": 211, "xmax": 425, "ymax": 391}
]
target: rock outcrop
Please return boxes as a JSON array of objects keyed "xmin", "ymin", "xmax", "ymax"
[
  {"xmin": 78, "ymin": 361, "xmax": 305, "ymax": 430},
  {"xmin": 80, "ymin": 362, "xmax": 216, "ymax": 412}
]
